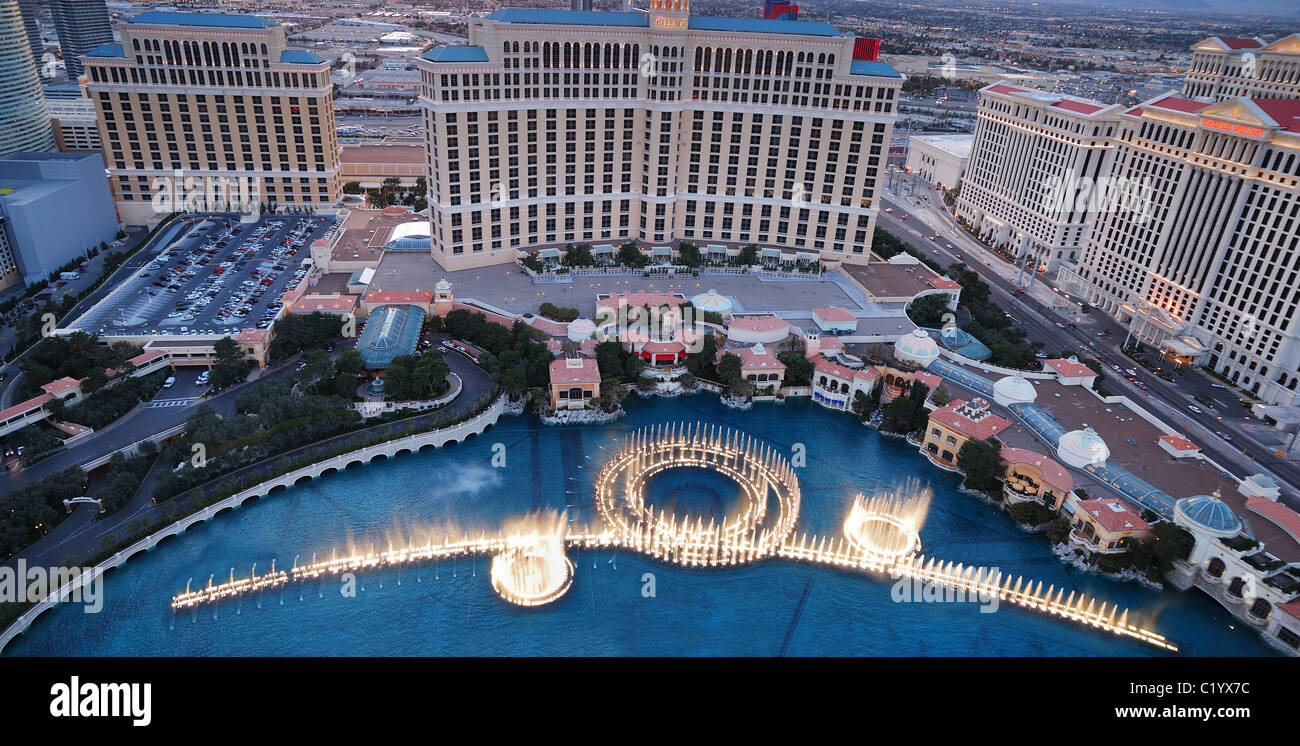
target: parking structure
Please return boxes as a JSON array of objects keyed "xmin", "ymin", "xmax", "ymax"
[{"xmin": 71, "ymin": 213, "xmax": 336, "ymax": 339}]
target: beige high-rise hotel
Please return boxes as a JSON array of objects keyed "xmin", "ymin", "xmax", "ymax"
[
  {"xmin": 81, "ymin": 11, "xmax": 341, "ymax": 225},
  {"xmin": 415, "ymin": 1, "xmax": 902, "ymax": 271}
]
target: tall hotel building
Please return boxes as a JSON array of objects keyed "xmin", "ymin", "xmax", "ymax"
[
  {"xmin": 0, "ymin": 0, "xmax": 55, "ymax": 158},
  {"xmin": 415, "ymin": 1, "xmax": 902, "ymax": 271},
  {"xmin": 51, "ymin": 0, "xmax": 112, "ymax": 80},
  {"xmin": 1181, "ymin": 34, "xmax": 1300, "ymax": 102},
  {"xmin": 954, "ymin": 81, "xmax": 1121, "ymax": 273},
  {"xmin": 1065, "ymin": 91, "xmax": 1300, "ymax": 405},
  {"xmin": 82, "ymin": 11, "xmax": 341, "ymax": 225}
]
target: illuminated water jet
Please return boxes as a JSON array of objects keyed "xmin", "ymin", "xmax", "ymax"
[{"xmin": 168, "ymin": 423, "xmax": 1179, "ymax": 652}]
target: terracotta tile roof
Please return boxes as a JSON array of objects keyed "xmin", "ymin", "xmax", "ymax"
[
  {"xmin": 235, "ymin": 328, "xmax": 270, "ymax": 342},
  {"xmin": 1044, "ymin": 358, "xmax": 1095, "ymax": 378},
  {"xmin": 927, "ymin": 277, "xmax": 962, "ymax": 290},
  {"xmin": 1253, "ymin": 98, "xmax": 1300, "ymax": 133},
  {"xmin": 734, "ymin": 345, "xmax": 786, "ymax": 371},
  {"xmin": 1278, "ymin": 599, "xmax": 1300, "ymax": 622},
  {"xmin": 1219, "ymin": 37, "xmax": 1264, "ymax": 49},
  {"xmin": 1077, "ymin": 498, "xmax": 1150, "ymax": 533},
  {"xmin": 529, "ymin": 316, "xmax": 569, "ymax": 335},
  {"xmin": 1246, "ymin": 497, "xmax": 1300, "ymax": 544},
  {"xmin": 929, "ymin": 398, "xmax": 1012, "ymax": 441},
  {"xmin": 986, "ymin": 83, "xmax": 1029, "ymax": 95},
  {"xmin": 817, "ymin": 336, "xmax": 844, "ymax": 352},
  {"xmin": 1051, "ymin": 98, "xmax": 1106, "ymax": 115},
  {"xmin": 814, "ymin": 355, "xmax": 878, "ymax": 383},
  {"xmin": 290, "ymin": 294, "xmax": 357, "ymax": 314},
  {"xmin": 0, "ymin": 393, "xmax": 53, "ymax": 422},
  {"xmin": 364, "ymin": 290, "xmax": 433, "ymax": 305},
  {"xmin": 1000, "ymin": 446, "xmax": 1073, "ymax": 492},
  {"xmin": 728, "ymin": 314, "xmax": 788, "ymax": 333},
  {"xmin": 40, "ymin": 377, "xmax": 81, "ymax": 396},
  {"xmin": 549, "ymin": 357, "xmax": 601, "ymax": 385},
  {"xmin": 595, "ymin": 290, "xmax": 687, "ymax": 310},
  {"xmin": 128, "ymin": 349, "xmax": 168, "ymax": 366},
  {"xmin": 911, "ymin": 371, "xmax": 943, "ymax": 390},
  {"xmin": 1147, "ymin": 96, "xmax": 1212, "ymax": 114},
  {"xmin": 641, "ymin": 339, "xmax": 685, "ymax": 355},
  {"xmin": 1159, "ymin": 434, "xmax": 1199, "ymax": 452},
  {"xmin": 812, "ymin": 306, "xmax": 857, "ymax": 323}
]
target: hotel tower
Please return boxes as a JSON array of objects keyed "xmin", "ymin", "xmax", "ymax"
[
  {"xmin": 81, "ymin": 11, "xmax": 342, "ymax": 225},
  {"xmin": 1063, "ymin": 90, "xmax": 1300, "ymax": 406},
  {"xmin": 415, "ymin": 1, "xmax": 902, "ymax": 271},
  {"xmin": 954, "ymin": 81, "xmax": 1122, "ymax": 274}
]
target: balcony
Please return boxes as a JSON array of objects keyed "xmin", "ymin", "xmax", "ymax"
[
  {"xmin": 1069, "ymin": 528, "xmax": 1126, "ymax": 555},
  {"xmin": 1003, "ymin": 481, "xmax": 1043, "ymax": 505}
]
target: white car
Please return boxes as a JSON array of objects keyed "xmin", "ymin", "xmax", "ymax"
[{"xmin": 163, "ymin": 376, "xmax": 176, "ymax": 388}]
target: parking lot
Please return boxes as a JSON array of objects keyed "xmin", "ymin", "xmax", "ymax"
[{"xmin": 72, "ymin": 214, "xmax": 336, "ymax": 338}]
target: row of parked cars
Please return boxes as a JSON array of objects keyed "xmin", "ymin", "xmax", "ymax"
[{"xmin": 149, "ymin": 217, "xmax": 320, "ymax": 329}]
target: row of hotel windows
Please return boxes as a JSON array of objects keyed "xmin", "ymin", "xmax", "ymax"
[
  {"xmin": 979, "ymin": 97, "xmax": 1116, "ymax": 138},
  {"xmin": 131, "ymin": 36, "xmax": 269, "ymax": 66},
  {"xmin": 439, "ymin": 228, "xmax": 866, "ymax": 256},
  {"xmin": 116, "ymin": 175, "xmax": 333, "ymax": 201},
  {"xmin": 494, "ymin": 40, "xmax": 839, "ymax": 79},
  {"xmin": 89, "ymin": 64, "xmax": 323, "ymax": 89}
]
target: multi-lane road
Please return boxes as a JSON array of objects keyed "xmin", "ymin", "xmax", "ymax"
[{"xmin": 878, "ymin": 186, "xmax": 1300, "ymax": 511}]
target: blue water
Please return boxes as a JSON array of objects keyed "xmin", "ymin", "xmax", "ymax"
[{"xmin": 4, "ymin": 397, "xmax": 1277, "ymax": 656}]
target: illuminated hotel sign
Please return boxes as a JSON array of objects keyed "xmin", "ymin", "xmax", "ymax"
[
  {"xmin": 1200, "ymin": 118, "xmax": 1267, "ymax": 138},
  {"xmin": 652, "ymin": 14, "xmax": 687, "ymax": 29}
]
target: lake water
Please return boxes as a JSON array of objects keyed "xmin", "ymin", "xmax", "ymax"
[{"xmin": 3, "ymin": 396, "xmax": 1276, "ymax": 656}]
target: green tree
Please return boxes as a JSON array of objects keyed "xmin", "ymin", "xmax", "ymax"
[
  {"xmin": 716, "ymin": 353, "xmax": 742, "ymax": 386},
  {"xmin": 907, "ymin": 294, "xmax": 950, "ymax": 327},
  {"xmin": 1046, "ymin": 517, "xmax": 1071, "ymax": 545},
  {"xmin": 208, "ymin": 337, "xmax": 248, "ymax": 391},
  {"xmin": 331, "ymin": 348, "xmax": 364, "ymax": 398},
  {"xmin": 738, "ymin": 244, "xmax": 759, "ymax": 265},
  {"xmin": 297, "ymin": 349, "xmax": 333, "ymax": 393},
  {"xmin": 777, "ymin": 351, "xmax": 813, "ymax": 386},
  {"xmin": 685, "ymin": 333, "xmax": 718, "ymax": 379},
  {"xmin": 563, "ymin": 243, "xmax": 594, "ymax": 267},
  {"xmin": 677, "ymin": 242, "xmax": 702, "ymax": 267},
  {"xmin": 500, "ymin": 367, "xmax": 529, "ymax": 398},
  {"xmin": 618, "ymin": 241, "xmax": 646, "ymax": 268},
  {"xmin": 956, "ymin": 437, "xmax": 1006, "ymax": 498},
  {"xmin": 595, "ymin": 340, "xmax": 624, "ymax": 378}
]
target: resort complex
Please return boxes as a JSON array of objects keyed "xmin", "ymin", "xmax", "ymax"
[{"xmin": 2, "ymin": 2, "xmax": 1300, "ymax": 690}]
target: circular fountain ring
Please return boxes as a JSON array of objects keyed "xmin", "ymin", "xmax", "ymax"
[
  {"xmin": 842, "ymin": 492, "xmax": 926, "ymax": 564},
  {"xmin": 843, "ymin": 508, "xmax": 921, "ymax": 563},
  {"xmin": 594, "ymin": 423, "xmax": 800, "ymax": 566},
  {"xmin": 489, "ymin": 535, "xmax": 575, "ymax": 607}
]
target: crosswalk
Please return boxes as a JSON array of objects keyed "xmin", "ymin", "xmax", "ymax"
[{"xmin": 141, "ymin": 397, "xmax": 198, "ymax": 409}]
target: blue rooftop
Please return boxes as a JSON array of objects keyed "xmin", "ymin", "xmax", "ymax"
[
  {"xmin": 688, "ymin": 16, "xmax": 839, "ymax": 37},
  {"xmin": 1177, "ymin": 495, "xmax": 1242, "ymax": 534},
  {"xmin": 850, "ymin": 60, "xmax": 902, "ymax": 78},
  {"xmin": 128, "ymin": 11, "xmax": 276, "ymax": 29},
  {"xmin": 85, "ymin": 43, "xmax": 124, "ymax": 58},
  {"xmin": 279, "ymin": 50, "xmax": 325, "ymax": 64},
  {"xmin": 485, "ymin": 9, "xmax": 648, "ymax": 27},
  {"xmin": 484, "ymin": 9, "xmax": 842, "ymax": 36},
  {"xmin": 422, "ymin": 45, "xmax": 491, "ymax": 63},
  {"xmin": 357, "ymin": 304, "xmax": 425, "ymax": 370}
]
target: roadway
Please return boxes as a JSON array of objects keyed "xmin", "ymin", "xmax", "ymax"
[
  {"xmin": 878, "ymin": 185, "xmax": 1300, "ymax": 512},
  {"xmin": 5, "ymin": 345, "xmax": 491, "ymax": 571}
]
